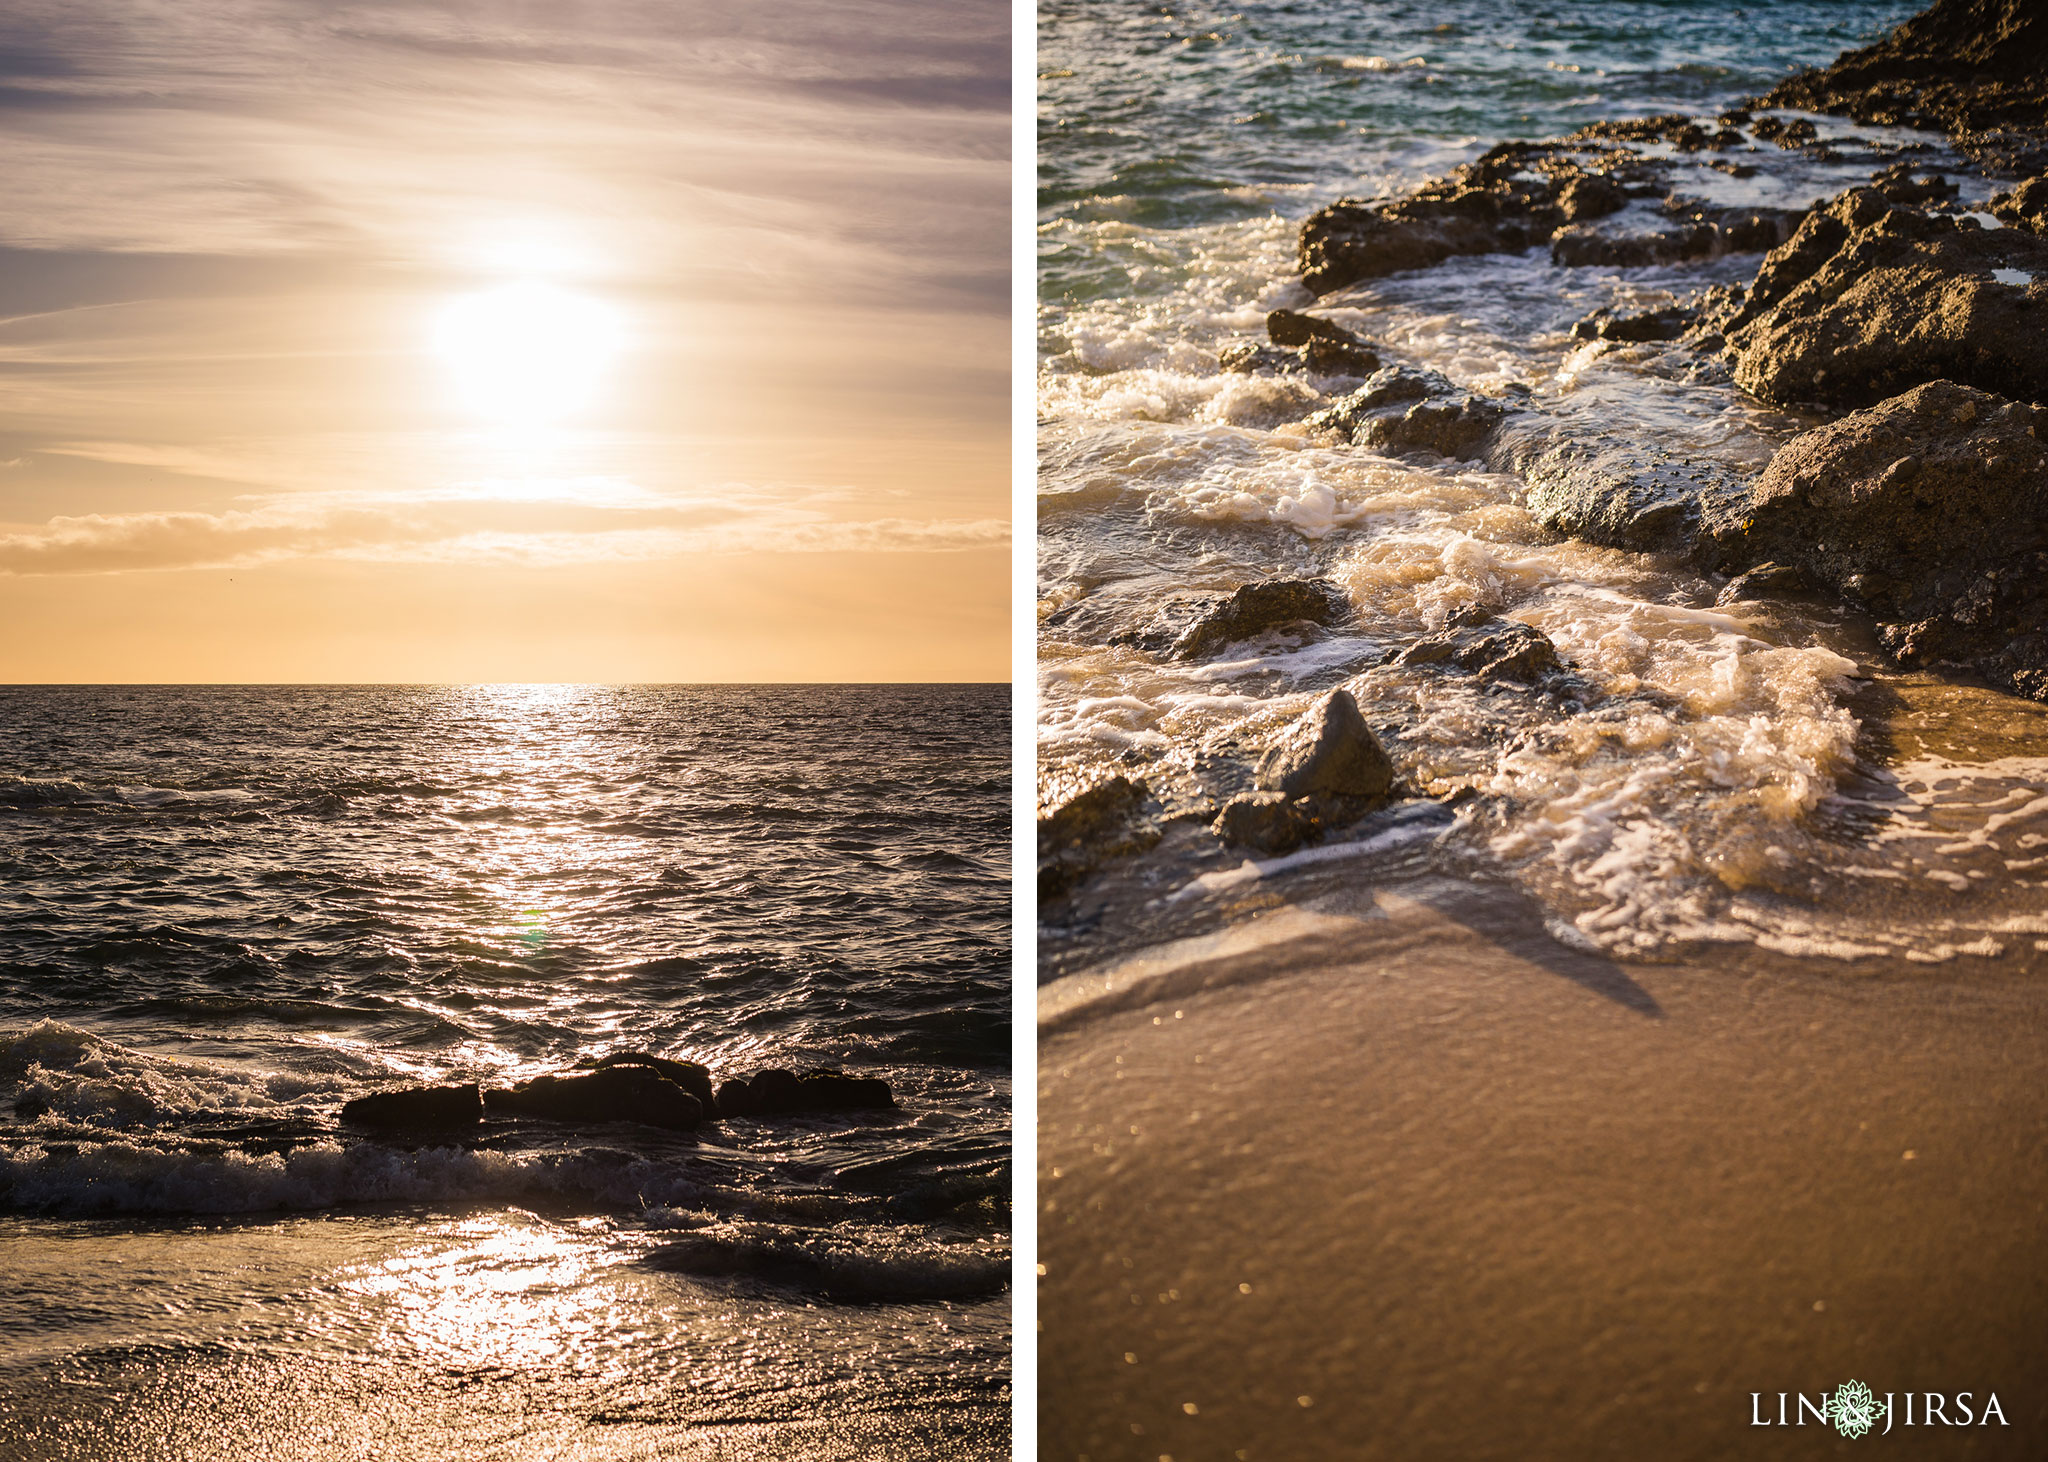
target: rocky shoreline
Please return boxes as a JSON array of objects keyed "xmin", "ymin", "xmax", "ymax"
[{"xmin": 1041, "ymin": 0, "xmax": 2048, "ymax": 905}]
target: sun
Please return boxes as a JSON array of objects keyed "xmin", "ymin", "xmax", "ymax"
[{"xmin": 433, "ymin": 280, "xmax": 624, "ymax": 424}]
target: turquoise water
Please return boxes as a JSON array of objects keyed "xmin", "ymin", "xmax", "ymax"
[{"xmin": 1042, "ymin": 0, "xmax": 1916, "ymax": 299}]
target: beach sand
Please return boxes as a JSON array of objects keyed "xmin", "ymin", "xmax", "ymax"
[{"xmin": 1039, "ymin": 876, "xmax": 2048, "ymax": 1459}]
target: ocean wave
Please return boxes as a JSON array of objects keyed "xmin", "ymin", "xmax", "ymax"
[
  {"xmin": 0, "ymin": 1138, "xmax": 713, "ymax": 1217},
  {"xmin": 641, "ymin": 1226, "xmax": 1009, "ymax": 1304},
  {"xmin": 0, "ymin": 1020, "xmax": 357, "ymax": 1132},
  {"xmin": 0, "ymin": 777, "xmax": 123, "ymax": 811}
]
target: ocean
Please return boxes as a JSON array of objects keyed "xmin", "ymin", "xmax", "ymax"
[
  {"xmin": 0, "ymin": 684, "xmax": 1008, "ymax": 1459},
  {"xmin": 1038, "ymin": 0, "xmax": 2048, "ymax": 974}
]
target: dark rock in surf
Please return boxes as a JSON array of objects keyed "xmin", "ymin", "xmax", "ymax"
[
  {"xmin": 1397, "ymin": 615, "xmax": 1564, "ymax": 684},
  {"xmin": 742, "ymin": 1068, "xmax": 802, "ymax": 1114},
  {"xmin": 1219, "ymin": 342, "xmax": 1302, "ymax": 375},
  {"xmin": 1218, "ymin": 340, "xmax": 1382, "ymax": 378},
  {"xmin": 1170, "ymin": 578, "xmax": 1352, "ymax": 660},
  {"xmin": 1255, "ymin": 689, "xmax": 1393, "ymax": 803},
  {"xmin": 1038, "ymin": 773, "xmax": 1161, "ymax": 899},
  {"xmin": 714, "ymin": 1078, "xmax": 752, "ymax": 1116},
  {"xmin": 1304, "ymin": 367, "xmax": 1514, "ymax": 459},
  {"xmin": 1704, "ymin": 379, "xmax": 2048, "ymax": 699},
  {"xmin": 340, "ymin": 1083, "xmax": 483, "ymax": 1132},
  {"xmin": 586, "ymin": 1051, "xmax": 718, "ymax": 1117},
  {"xmin": 717, "ymin": 1067, "xmax": 894, "ymax": 1118},
  {"xmin": 1265, "ymin": 309, "xmax": 1365, "ymax": 348},
  {"xmin": 1297, "ymin": 141, "xmax": 1655, "ymax": 294},
  {"xmin": 1871, "ymin": 161, "xmax": 1961, "ymax": 205},
  {"xmin": 1571, "ymin": 305, "xmax": 1694, "ymax": 343},
  {"xmin": 1498, "ymin": 423, "xmax": 1747, "ymax": 554},
  {"xmin": 1301, "ymin": 336, "xmax": 1383, "ymax": 376},
  {"xmin": 1294, "ymin": 130, "xmax": 1803, "ymax": 296},
  {"xmin": 1219, "ymin": 311, "xmax": 1382, "ymax": 378},
  {"xmin": 1306, "ymin": 368, "xmax": 1741, "ymax": 552},
  {"xmin": 1211, "ymin": 790, "xmax": 1313, "ymax": 855},
  {"xmin": 793, "ymin": 1069, "xmax": 893, "ymax": 1111},
  {"xmin": 1571, "ymin": 114, "xmax": 1737, "ymax": 152},
  {"xmin": 485, "ymin": 1065, "xmax": 703, "ymax": 1130},
  {"xmin": 1207, "ymin": 690, "xmax": 1397, "ymax": 854}
]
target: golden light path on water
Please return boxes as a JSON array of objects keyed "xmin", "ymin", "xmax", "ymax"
[
  {"xmin": 305, "ymin": 685, "xmax": 710, "ymax": 1088},
  {"xmin": 329, "ymin": 1216, "xmax": 630, "ymax": 1373},
  {"xmin": 0, "ymin": 680, "xmax": 1013, "ymax": 1455}
]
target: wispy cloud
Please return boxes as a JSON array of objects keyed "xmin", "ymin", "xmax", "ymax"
[
  {"xmin": 0, "ymin": 0, "xmax": 1009, "ymax": 312},
  {"xmin": 0, "ymin": 480, "xmax": 1008, "ymax": 575}
]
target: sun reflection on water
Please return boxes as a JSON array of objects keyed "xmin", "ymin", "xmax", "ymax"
[{"xmin": 334, "ymin": 1216, "xmax": 628, "ymax": 1373}]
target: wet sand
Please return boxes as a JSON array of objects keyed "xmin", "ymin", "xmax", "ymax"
[
  {"xmin": 0, "ymin": 1211, "xmax": 1007, "ymax": 1462},
  {"xmin": 1039, "ymin": 877, "xmax": 2048, "ymax": 1459},
  {"xmin": 0, "ymin": 1356, "xmax": 1001, "ymax": 1462}
]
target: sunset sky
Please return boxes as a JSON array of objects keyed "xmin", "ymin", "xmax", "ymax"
[{"xmin": 0, "ymin": 0, "xmax": 1008, "ymax": 682}]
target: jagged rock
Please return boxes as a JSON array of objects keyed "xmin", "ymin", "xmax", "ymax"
[
  {"xmin": 340, "ymin": 1083, "xmax": 482, "ymax": 1131},
  {"xmin": 717, "ymin": 1067, "xmax": 894, "ymax": 1118},
  {"xmin": 1167, "ymin": 578, "xmax": 1352, "ymax": 660},
  {"xmin": 1265, "ymin": 309, "xmax": 1363, "ymax": 347},
  {"xmin": 795, "ymin": 1069, "xmax": 894, "ymax": 1111},
  {"xmin": 1703, "ymin": 185, "xmax": 2048, "ymax": 408},
  {"xmin": 1221, "ymin": 310, "xmax": 1381, "ymax": 378},
  {"xmin": 1550, "ymin": 204, "xmax": 1801, "ymax": 269},
  {"xmin": 1218, "ymin": 337, "xmax": 1380, "ymax": 378},
  {"xmin": 1361, "ymin": 394, "xmax": 1511, "ymax": 458},
  {"xmin": 1218, "ymin": 342, "xmax": 1300, "ymax": 375},
  {"xmin": 1306, "ymin": 364, "xmax": 1448, "ymax": 422},
  {"xmin": 1755, "ymin": 0, "xmax": 2048, "ymax": 144},
  {"xmin": 1572, "ymin": 305, "xmax": 1693, "ymax": 343},
  {"xmin": 485, "ymin": 1066, "xmax": 703, "ymax": 1130},
  {"xmin": 1255, "ymin": 689, "xmax": 1393, "ymax": 802},
  {"xmin": 1990, "ymin": 174, "xmax": 2048, "ymax": 233},
  {"xmin": 1297, "ymin": 141, "xmax": 1655, "ymax": 294},
  {"xmin": 1211, "ymin": 790, "xmax": 1313, "ymax": 855},
  {"xmin": 1296, "ymin": 128, "xmax": 1803, "ymax": 295},
  {"xmin": 1571, "ymin": 115, "xmax": 1733, "ymax": 151},
  {"xmin": 1038, "ymin": 773, "xmax": 1160, "ymax": 899},
  {"xmin": 1303, "ymin": 336, "xmax": 1382, "ymax": 375},
  {"xmin": 588, "ymin": 1052, "xmax": 718, "ymax": 1118},
  {"xmin": 1774, "ymin": 118, "xmax": 1820, "ymax": 149},
  {"xmin": 1716, "ymin": 561, "xmax": 1812, "ymax": 604},
  {"xmin": 1557, "ymin": 173, "xmax": 1628, "ymax": 219},
  {"xmin": 1304, "ymin": 367, "xmax": 1514, "ymax": 458},
  {"xmin": 1872, "ymin": 162, "xmax": 1960, "ymax": 204},
  {"xmin": 1500, "ymin": 426, "xmax": 1747, "ymax": 553},
  {"xmin": 1397, "ymin": 616, "xmax": 1564, "ymax": 683},
  {"xmin": 1105, "ymin": 580, "xmax": 1349, "ymax": 660},
  {"xmin": 1704, "ymin": 380, "xmax": 2048, "ymax": 699},
  {"xmin": 1308, "ymin": 368, "xmax": 1741, "ymax": 551}
]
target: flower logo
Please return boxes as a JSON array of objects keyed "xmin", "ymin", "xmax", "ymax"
[{"xmin": 1825, "ymin": 1380, "xmax": 1887, "ymax": 1439}]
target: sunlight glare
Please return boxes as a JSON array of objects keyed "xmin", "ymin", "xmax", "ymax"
[{"xmin": 433, "ymin": 281, "xmax": 624, "ymax": 424}]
